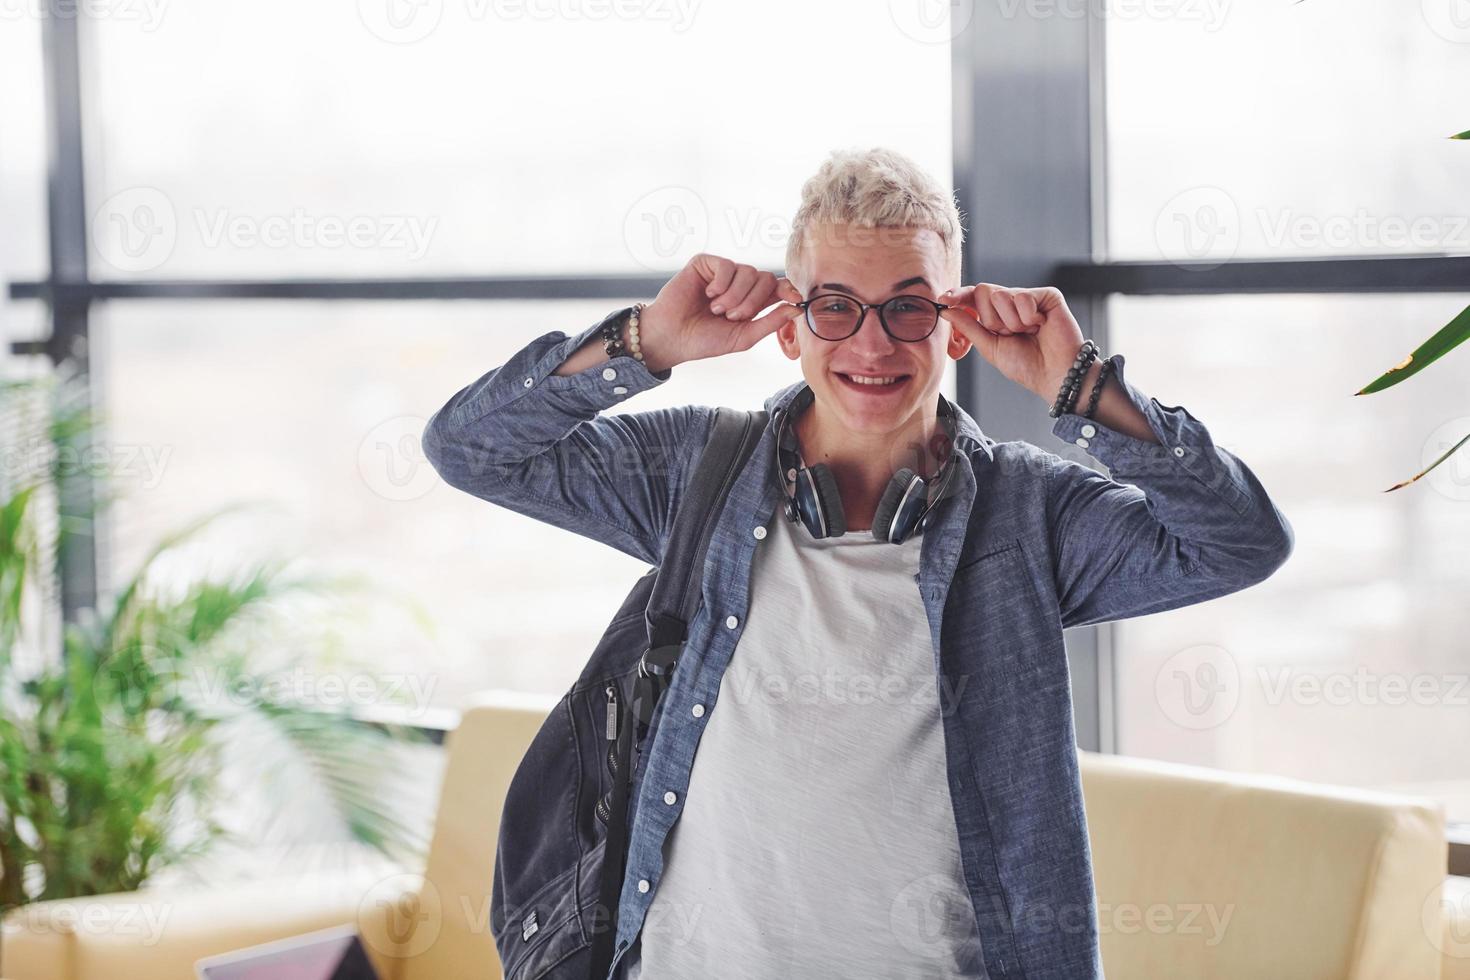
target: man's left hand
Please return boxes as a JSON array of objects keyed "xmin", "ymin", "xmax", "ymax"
[{"xmin": 939, "ymin": 284, "xmax": 1087, "ymax": 401}]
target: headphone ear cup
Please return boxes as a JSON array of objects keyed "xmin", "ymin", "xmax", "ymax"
[
  {"xmin": 872, "ymin": 467, "xmax": 918, "ymax": 543},
  {"xmin": 802, "ymin": 463, "xmax": 846, "ymax": 538}
]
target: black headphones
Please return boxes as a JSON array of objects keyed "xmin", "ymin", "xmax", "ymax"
[{"xmin": 771, "ymin": 383, "xmax": 964, "ymax": 544}]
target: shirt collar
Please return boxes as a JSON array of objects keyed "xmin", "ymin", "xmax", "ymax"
[{"xmin": 762, "ymin": 378, "xmax": 996, "ymax": 464}]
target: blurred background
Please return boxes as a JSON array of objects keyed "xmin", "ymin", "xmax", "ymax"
[{"xmin": 1, "ymin": 0, "xmax": 1468, "ymax": 952}]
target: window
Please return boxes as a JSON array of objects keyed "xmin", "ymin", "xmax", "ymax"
[
  {"xmin": 0, "ymin": 17, "xmax": 45, "ymax": 284},
  {"xmin": 11, "ymin": 0, "xmax": 957, "ymax": 709},
  {"xmin": 85, "ymin": 0, "xmax": 951, "ymax": 277},
  {"xmin": 96, "ymin": 299, "xmax": 958, "ymax": 705},
  {"xmin": 1109, "ymin": 292, "xmax": 1470, "ymax": 822},
  {"xmin": 1107, "ymin": 2, "xmax": 1467, "ymax": 261}
]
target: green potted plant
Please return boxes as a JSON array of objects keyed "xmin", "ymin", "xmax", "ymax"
[
  {"xmin": 0, "ymin": 369, "xmax": 432, "ymax": 959},
  {"xmin": 1357, "ymin": 128, "xmax": 1470, "ymax": 491}
]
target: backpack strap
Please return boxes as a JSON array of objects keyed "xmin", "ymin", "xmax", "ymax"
[
  {"xmin": 646, "ymin": 405, "xmax": 768, "ymax": 649},
  {"xmin": 587, "ymin": 404, "xmax": 768, "ymax": 980}
]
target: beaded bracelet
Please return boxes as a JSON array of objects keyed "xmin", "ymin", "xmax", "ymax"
[
  {"xmin": 1048, "ymin": 340, "xmax": 1100, "ymax": 418},
  {"xmin": 1064, "ymin": 346, "xmax": 1099, "ymax": 415},
  {"xmin": 599, "ymin": 309, "xmax": 625, "ymax": 358},
  {"xmin": 626, "ymin": 303, "xmax": 645, "ymax": 363},
  {"xmin": 599, "ymin": 303, "xmax": 646, "ymax": 363},
  {"xmin": 1081, "ymin": 356, "xmax": 1115, "ymax": 420}
]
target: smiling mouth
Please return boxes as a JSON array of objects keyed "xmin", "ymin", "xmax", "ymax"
[{"xmin": 835, "ymin": 372, "xmax": 913, "ymax": 391}]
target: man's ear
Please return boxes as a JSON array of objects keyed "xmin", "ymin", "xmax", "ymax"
[
  {"xmin": 946, "ymin": 321, "xmax": 973, "ymax": 360},
  {"xmin": 776, "ymin": 315, "xmax": 802, "ymax": 360}
]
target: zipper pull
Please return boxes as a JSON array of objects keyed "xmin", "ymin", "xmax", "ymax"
[{"xmin": 605, "ymin": 684, "xmax": 619, "ymax": 741}]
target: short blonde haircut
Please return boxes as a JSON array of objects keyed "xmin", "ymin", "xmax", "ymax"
[{"xmin": 785, "ymin": 146, "xmax": 965, "ymax": 289}]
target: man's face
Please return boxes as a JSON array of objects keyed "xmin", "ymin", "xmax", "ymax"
[{"xmin": 777, "ymin": 222, "xmax": 971, "ymax": 439}]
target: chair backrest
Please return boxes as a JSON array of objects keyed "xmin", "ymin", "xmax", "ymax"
[
  {"xmin": 403, "ymin": 691, "xmax": 555, "ymax": 980},
  {"xmin": 422, "ymin": 701, "xmax": 1450, "ymax": 980},
  {"xmin": 1078, "ymin": 749, "xmax": 1447, "ymax": 980}
]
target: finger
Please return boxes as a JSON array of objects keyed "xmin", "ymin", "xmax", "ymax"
[
  {"xmin": 1033, "ymin": 285, "xmax": 1064, "ymax": 311},
  {"xmin": 973, "ymin": 285, "xmax": 1008, "ymax": 335},
  {"xmin": 775, "ymin": 275, "xmax": 804, "ymax": 304},
  {"xmin": 738, "ymin": 301, "xmax": 801, "ymax": 348},
  {"xmin": 701, "ymin": 254, "xmax": 736, "ymax": 299},
  {"xmin": 991, "ymin": 291, "xmax": 1027, "ymax": 334},
  {"xmin": 1012, "ymin": 290, "xmax": 1043, "ymax": 329},
  {"xmin": 940, "ymin": 306, "xmax": 1001, "ymax": 363},
  {"xmin": 939, "ymin": 285, "xmax": 974, "ymax": 311},
  {"xmin": 725, "ymin": 270, "xmax": 778, "ymax": 320},
  {"xmin": 713, "ymin": 265, "xmax": 758, "ymax": 316}
]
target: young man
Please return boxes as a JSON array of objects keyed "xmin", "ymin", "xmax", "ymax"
[{"xmin": 422, "ymin": 147, "xmax": 1294, "ymax": 979}]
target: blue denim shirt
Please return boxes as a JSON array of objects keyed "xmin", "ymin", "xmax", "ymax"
[{"xmin": 422, "ymin": 315, "xmax": 1295, "ymax": 980}]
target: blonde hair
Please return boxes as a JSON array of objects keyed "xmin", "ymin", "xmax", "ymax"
[{"xmin": 785, "ymin": 146, "xmax": 965, "ymax": 288}]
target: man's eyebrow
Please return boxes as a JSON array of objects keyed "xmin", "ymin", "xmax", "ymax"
[{"xmin": 815, "ymin": 276, "xmax": 930, "ymax": 297}]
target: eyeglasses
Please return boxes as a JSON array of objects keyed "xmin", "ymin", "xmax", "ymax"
[{"xmin": 795, "ymin": 293, "xmax": 952, "ymax": 343}]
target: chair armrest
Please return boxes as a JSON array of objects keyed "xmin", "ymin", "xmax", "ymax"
[
  {"xmin": 0, "ymin": 867, "xmax": 416, "ymax": 980},
  {"xmin": 1078, "ymin": 750, "xmax": 1447, "ymax": 978},
  {"xmin": 1440, "ymin": 875, "xmax": 1470, "ymax": 980}
]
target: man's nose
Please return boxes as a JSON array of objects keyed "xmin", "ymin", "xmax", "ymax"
[{"xmin": 849, "ymin": 306, "xmax": 897, "ymax": 353}]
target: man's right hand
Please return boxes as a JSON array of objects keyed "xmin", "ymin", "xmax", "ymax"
[{"xmin": 639, "ymin": 254, "xmax": 803, "ymax": 374}]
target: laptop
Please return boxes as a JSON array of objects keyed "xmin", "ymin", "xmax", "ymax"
[{"xmin": 195, "ymin": 923, "xmax": 379, "ymax": 980}]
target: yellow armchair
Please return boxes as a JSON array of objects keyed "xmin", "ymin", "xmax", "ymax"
[
  {"xmin": 1079, "ymin": 750, "xmax": 1464, "ymax": 979},
  {"xmin": 0, "ymin": 689, "xmax": 553, "ymax": 980},
  {"xmin": 4, "ymin": 692, "xmax": 1466, "ymax": 979}
]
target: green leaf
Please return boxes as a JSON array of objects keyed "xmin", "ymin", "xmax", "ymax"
[
  {"xmin": 1356, "ymin": 302, "xmax": 1470, "ymax": 394},
  {"xmin": 1385, "ymin": 427, "xmax": 1470, "ymax": 492},
  {"xmin": 1451, "ymin": 129, "xmax": 1470, "ymax": 140},
  {"xmin": 230, "ymin": 701, "xmax": 430, "ymax": 863}
]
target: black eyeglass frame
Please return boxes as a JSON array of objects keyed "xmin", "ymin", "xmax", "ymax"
[{"xmin": 795, "ymin": 292, "xmax": 954, "ymax": 343}]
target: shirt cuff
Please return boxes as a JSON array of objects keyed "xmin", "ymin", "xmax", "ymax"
[
  {"xmin": 443, "ymin": 310, "xmax": 672, "ymax": 430},
  {"xmin": 1049, "ymin": 352, "xmax": 1256, "ymax": 517},
  {"xmin": 535, "ymin": 310, "xmax": 674, "ymax": 394}
]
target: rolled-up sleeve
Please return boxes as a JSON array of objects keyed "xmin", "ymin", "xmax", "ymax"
[{"xmin": 1045, "ymin": 352, "xmax": 1295, "ymax": 629}]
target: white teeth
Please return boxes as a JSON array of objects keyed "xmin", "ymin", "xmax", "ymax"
[{"xmin": 843, "ymin": 374, "xmax": 901, "ymax": 386}]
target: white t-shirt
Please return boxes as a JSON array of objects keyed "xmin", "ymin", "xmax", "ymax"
[{"xmin": 621, "ymin": 510, "xmax": 987, "ymax": 978}]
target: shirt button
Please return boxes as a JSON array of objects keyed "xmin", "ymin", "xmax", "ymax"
[
  {"xmin": 602, "ymin": 367, "xmax": 618, "ymax": 381},
  {"xmin": 725, "ymin": 615, "xmax": 738, "ymax": 629},
  {"xmin": 1080, "ymin": 423, "xmax": 1097, "ymax": 437},
  {"xmin": 663, "ymin": 791, "xmax": 677, "ymax": 805},
  {"xmin": 752, "ymin": 525, "xmax": 766, "ymax": 540},
  {"xmin": 613, "ymin": 385, "xmax": 628, "ymax": 395},
  {"xmin": 1174, "ymin": 446, "xmax": 1186, "ymax": 457},
  {"xmin": 1075, "ymin": 437, "xmax": 1090, "ymax": 448},
  {"xmin": 691, "ymin": 703, "xmax": 705, "ymax": 717},
  {"xmin": 637, "ymin": 879, "xmax": 650, "ymax": 893},
  {"xmin": 523, "ymin": 376, "xmax": 533, "ymax": 387}
]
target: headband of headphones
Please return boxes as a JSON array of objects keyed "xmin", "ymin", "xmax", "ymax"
[{"xmin": 772, "ymin": 383, "xmax": 963, "ymax": 495}]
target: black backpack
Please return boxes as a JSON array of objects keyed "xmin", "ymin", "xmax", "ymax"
[{"xmin": 489, "ymin": 405, "xmax": 769, "ymax": 980}]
